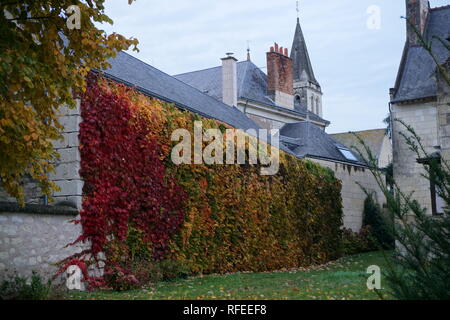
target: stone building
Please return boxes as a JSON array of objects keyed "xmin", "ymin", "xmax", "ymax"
[{"xmin": 390, "ymin": 1, "xmax": 450, "ymax": 216}]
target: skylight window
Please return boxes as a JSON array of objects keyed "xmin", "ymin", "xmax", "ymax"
[{"xmin": 338, "ymin": 148, "xmax": 358, "ymax": 161}]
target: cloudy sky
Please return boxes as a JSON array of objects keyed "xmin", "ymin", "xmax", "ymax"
[{"xmin": 99, "ymin": 0, "xmax": 449, "ymax": 133}]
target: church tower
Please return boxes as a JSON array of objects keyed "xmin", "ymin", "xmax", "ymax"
[{"xmin": 290, "ymin": 17, "xmax": 323, "ymax": 117}]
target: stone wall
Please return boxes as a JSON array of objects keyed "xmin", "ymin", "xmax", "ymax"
[
  {"xmin": 378, "ymin": 134, "xmax": 393, "ymax": 169},
  {"xmin": 239, "ymin": 100, "xmax": 327, "ymax": 132},
  {"xmin": 0, "ymin": 206, "xmax": 84, "ymax": 281},
  {"xmin": 293, "ymin": 79, "xmax": 323, "ymax": 117},
  {"xmin": 51, "ymin": 101, "xmax": 83, "ymax": 210},
  {"xmin": 437, "ymin": 60, "xmax": 450, "ymax": 164},
  {"xmin": 0, "ymin": 177, "xmax": 43, "ymax": 205},
  {"xmin": 391, "ymin": 101, "xmax": 438, "ymax": 213},
  {"xmin": 311, "ymin": 158, "xmax": 384, "ymax": 231},
  {"xmin": 0, "ymin": 100, "xmax": 84, "ymax": 281},
  {"xmin": 0, "ymin": 100, "xmax": 83, "ymax": 210},
  {"xmin": 246, "ymin": 113, "xmax": 286, "ymax": 131}
]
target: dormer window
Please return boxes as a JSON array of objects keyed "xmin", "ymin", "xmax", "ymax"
[{"xmin": 338, "ymin": 148, "xmax": 358, "ymax": 161}]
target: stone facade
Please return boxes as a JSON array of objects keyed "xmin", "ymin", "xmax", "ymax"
[
  {"xmin": 0, "ymin": 100, "xmax": 84, "ymax": 280},
  {"xmin": 391, "ymin": 101, "xmax": 439, "ymax": 212},
  {"xmin": 238, "ymin": 100, "xmax": 327, "ymax": 132},
  {"xmin": 0, "ymin": 177, "xmax": 43, "ymax": 205},
  {"xmin": 50, "ymin": 100, "xmax": 84, "ymax": 210},
  {"xmin": 311, "ymin": 158, "xmax": 384, "ymax": 231},
  {"xmin": 0, "ymin": 100, "xmax": 83, "ymax": 210},
  {"xmin": 293, "ymin": 79, "xmax": 323, "ymax": 117},
  {"xmin": 378, "ymin": 134, "xmax": 393, "ymax": 168},
  {"xmin": 437, "ymin": 59, "xmax": 450, "ymax": 162},
  {"xmin": 246, "ymin": 113, "xmax": 286, "ymax": 132},
  {"xmin": 0, "ymin": 211, "xmax": 84, "ymax": 280}
]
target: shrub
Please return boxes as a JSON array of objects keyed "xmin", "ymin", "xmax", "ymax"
[
  {"xmin": 103, "ymin": 265, "xmax": 139, "ymax": 292},
  {"xmin": 341, "ymin": 226, "xmax": 378, "ymax": 256},
  {"xmin": 362, "ymin": 193, "xmax": 394, "ymax": 249},
  {"xmin": 60, "ymin": 75, "xmax": 344, "ymax": 288},
  {"xmin": 0, "ymin": 271, "xmax": 52, "ymax": 300},
  {"xmin": 157, "ymin": 259, "xmax": 190, "ymax": 281},
  {"xmin": 129, "ymin": 259, "xmax": 164, "ymax": 285}
]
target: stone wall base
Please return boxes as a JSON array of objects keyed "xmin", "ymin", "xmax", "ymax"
[{"xmin": 0, "ymin": 209, "xmax": 84, "ymax": 282}]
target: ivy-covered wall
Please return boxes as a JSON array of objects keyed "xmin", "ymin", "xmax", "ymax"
[{"xmin": 69, "ymin": 76, "xmax": 344, "ymax": 286}]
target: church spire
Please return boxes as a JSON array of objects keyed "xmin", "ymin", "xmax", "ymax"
[
  {"xmin": 290, "ymin": 7, "xmax": 323, "ymax": 118},
  {"xmin": 290, "ymin": 15, "xmax": 319, "ymax": 86}
]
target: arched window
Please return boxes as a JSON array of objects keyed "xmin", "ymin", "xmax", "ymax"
[{"xmin": 310, "ymin": 96, "xmax": 315, "ymax": 112}]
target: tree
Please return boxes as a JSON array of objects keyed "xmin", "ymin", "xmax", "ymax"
[
  {"xmin": 362, "ymin": 193, "xmax": 394, "ymax": 250},
  {"xmin": 0, "ymin": 1, "xmax": 138, "ymax": 205}
]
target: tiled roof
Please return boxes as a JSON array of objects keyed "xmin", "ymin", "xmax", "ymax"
[
  {"xmin": 280, "ymin": 122, "xmax": 367, "ymax": 166},
  {"xmin": 174, "ymin": 60, "xmax": 329, "ymax": 125},
  {"xmin": 98, "ymin": 52, "xmax": 355, "ymax": 163},
  {"xmin": 392, "ymin": 6, "xmax": 450, "ymax": 103},
  {"xmin": 99, "ymin": 52, "xmax": 298, "ymax": 155},
  {"xmin": 99, "ymin": 51, "xmax": 261, "ymax": 132}
]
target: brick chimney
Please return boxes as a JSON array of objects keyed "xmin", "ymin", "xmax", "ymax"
[
  {"xmin": 221, "ymin": 53, "xmax": 238, "ymax": 107},
  {"xmin": 406, "ymin": 0, "xmax": 430, "ymax": 46},
  {"xmin": 267, "ymin": 43, "xmax": 294, "ymax": 109}
]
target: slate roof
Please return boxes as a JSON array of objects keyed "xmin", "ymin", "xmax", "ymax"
[
  {"xmin": 174, "ymin": 60, "xmax": 329, "ymax": 125},
  {"xmin": 280, "ymin": 122, "xmax": 367, "ymax": 166},
  {"xmin": 331, "ymin": 129, "xmax": 388, "ymax": 161},
  {"xmin": 291, "ymin": 18, "xmax": 320, "ymax": 86},
  {"xmin": 99, "ymin": 51, "xmax": 261, "ymax": 132},
  {"xmin": 392, "ymin": 5, "xmax": 450, "ymax": 103},
  {"xmin": 98, "ymin": 52, "xmax": 357, "ymax": 164}
]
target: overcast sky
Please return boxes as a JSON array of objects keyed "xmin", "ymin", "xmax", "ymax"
[{"xmin": 99, "ymin": 0, "xmax": 450, "ymax": 133}]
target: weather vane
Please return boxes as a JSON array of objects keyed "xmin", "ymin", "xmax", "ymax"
[{"xmin": 296, "ymin": 0, "xmax": 299, "ymax": 18}]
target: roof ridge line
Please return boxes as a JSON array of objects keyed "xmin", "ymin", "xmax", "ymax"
[
  {"xmin": 174, "ymin": 65, "xmax": 221, "ymax": 77},
  {"xmin": 174, "ymin": 60, "xmax": 249, "ymax": 77},
  {"xmin": 331, "ymin": 128, "xmax": 387, "ymax": 134},
  {"xmin": 115, "ymin": 51, "xmax": 248, "ymax": 112},
  {"xmin": 430, "ymin": 4, "xmax": 450, "ymax": 11}
]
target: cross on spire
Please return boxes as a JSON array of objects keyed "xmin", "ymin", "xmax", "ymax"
[{"xmin": 296, "ymin": 0, "xmax": 299, "ymax": 19}]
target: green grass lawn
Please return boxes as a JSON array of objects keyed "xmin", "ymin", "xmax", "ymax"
[{"xmin": 67, "ymin": 251, "xmax": 393, "ymax": 300}]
